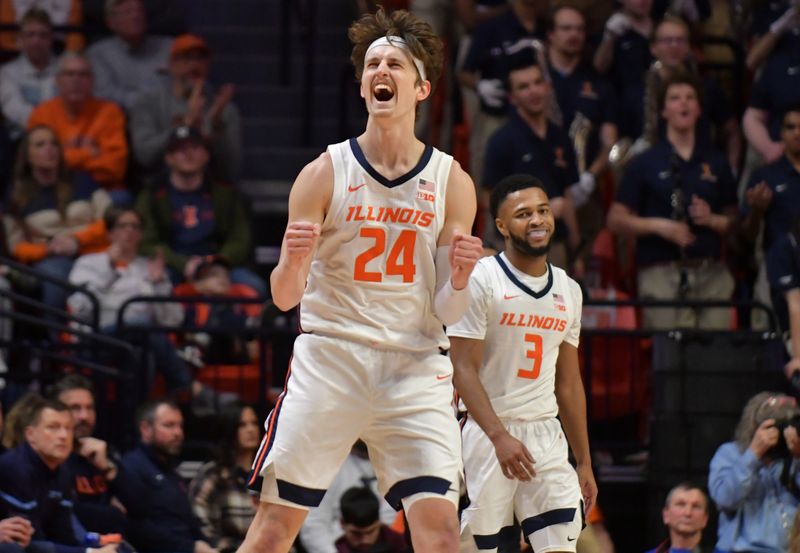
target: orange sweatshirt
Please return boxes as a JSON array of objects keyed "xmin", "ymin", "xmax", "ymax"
[{"xmin": 29, "ymin": 97, "xmax": 128, "ymax": 189}]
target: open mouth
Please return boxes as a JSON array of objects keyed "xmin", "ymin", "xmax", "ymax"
[
  {"xmin": 529, "ymin": 229, "xmax": 548, "ymax": 240},
  {"xmin": 373, "ymin": 83, "xmax": 394, "ymax": 102}
]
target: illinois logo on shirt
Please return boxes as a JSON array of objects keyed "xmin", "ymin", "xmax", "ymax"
[
  {"xmin": 700, "ymin": 163, "xmax": 718, "ymax": 183},
  {"xmin": 182, "ymin": 205, "xmax": 199, "ymax": 228},
  {"xmin": 417, "ymin": 177, "xmax": 435, "ymax": 202}
]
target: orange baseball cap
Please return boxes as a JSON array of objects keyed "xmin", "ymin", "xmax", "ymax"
[{"xmin": 170, "ymin": 34, "xmax": 210, "ymax": 59}]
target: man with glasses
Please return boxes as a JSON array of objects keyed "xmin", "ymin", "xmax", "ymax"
[
  {"xmin": 28, "ymin": 53, "xmax": 130, "ymax": 204},
  {"xmin": 0, "ymin": 8, "xmax": 58, "ymax": 140}
]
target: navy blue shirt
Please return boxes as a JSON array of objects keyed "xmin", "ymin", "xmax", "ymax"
[
  {"xmin": 608, "ymin": 30, "xmax": 651, "ymax": 139},
  {"xmin": 117, "ymin": 444, "xmax": 204, "ymax": 553},
  {"xmin": 483, "ymin": 111, "xmax": 576, "ymax": 240},
  {"xmin": 483, "ymin": 110, "xmax": 577, "ymax": 197},
  {"xmin": 766, "ymin": 230, "xmax": 800, "ymax": 333},
  {"xmin": 742, "ymin": 156, "xmax": 800, "ymax": 251},
  {"xmin": 749, "ymin": 44, "xmax": 800, "ymax": 141},
  {"xmin": 462, "ymin": 10, "xmax": 544, "ymax": 116},
  {"xmin": 63, "ymin": 452, "xmax": 127, "ymax": 535},
  {"xmin": 0, "ymin": 443, "xmax": 84, "ymax": 553},
  {"xmin": 168, "ymin": 184, "xmax": 218, "ymax": 257},
  {"xmin": 616, "ymin": 141, "xmax": 737, "ymax": 265},
  {"xmin": 550, "ymin": 62, "xmax": 617, "ymax": 166}
]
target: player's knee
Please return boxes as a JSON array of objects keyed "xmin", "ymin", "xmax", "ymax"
[
  {"xmin": 240, "ymin": 501, "xmax": 305, "ymax": 553},
  {"xmin": 408, "ymin": 501, "xmax": 460, "ymax": 553}
]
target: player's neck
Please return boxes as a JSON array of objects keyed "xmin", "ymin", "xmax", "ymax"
[
  {"xmin": 358, "ymin": 120, "xmax": 425, "ymax": 179},
  {"xmin": 504, "ymin": 248, "xmax": 548, "ymax": 277}
]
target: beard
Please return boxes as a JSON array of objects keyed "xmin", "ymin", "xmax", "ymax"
[{"xmin": 509, "ymin": 229, "xmax": 551, "ymax": 258}]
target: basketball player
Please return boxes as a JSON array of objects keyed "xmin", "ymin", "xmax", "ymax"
[
  {"xmin": 237, "ymin": 9, "xmax": 483, "ymax": 553},
  {"xmin": 447, "ymin": 174, "xmax": 596, "ymax": 553}
]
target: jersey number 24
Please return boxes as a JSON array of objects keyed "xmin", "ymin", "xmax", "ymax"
[{"xmin": 354, "ymin": 227, "xmax": 417, "ymax": 283}]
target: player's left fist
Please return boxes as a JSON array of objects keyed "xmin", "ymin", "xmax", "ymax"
[{"xmin": 449, "ymin": 230, "xmax": 483, "ymax": 290}]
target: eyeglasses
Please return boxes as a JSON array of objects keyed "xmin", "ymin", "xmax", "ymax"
[
  {"xmin": 656, "ymin": 36, "xmax": 688, "ymax": 45},
  {"xmin": 59, "ymin": 70, "xmax": 92, "ymax": 78}
]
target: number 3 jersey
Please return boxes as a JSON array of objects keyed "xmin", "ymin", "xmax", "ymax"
[
  {"xmin": 447, "ymin": 253, "xmax": 583, "ymax": 421},
  {"xmin": 300, "ymin": 138, "xmax": 452, "ymax": 352}
]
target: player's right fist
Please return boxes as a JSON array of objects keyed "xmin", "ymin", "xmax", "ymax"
[{"xmin": 284, "ymin": 221, "xmax": 321, "ymax": 267}]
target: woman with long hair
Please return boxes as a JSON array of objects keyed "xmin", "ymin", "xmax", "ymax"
[
  {"xmin": 190, "ymin": 403, "xmax": 261, "ymax": 553},
  {"xmin": 3, "ymin": 125, "xmax": 110, "ymax": 310}
]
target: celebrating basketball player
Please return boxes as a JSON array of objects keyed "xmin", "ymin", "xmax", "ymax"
[
  {"xmin": 237, "ymin": 8, "xmax": 483, "ymax": 553},
  {"xmin": 448, "ymin": 174, "xmax": 596, "ymax": 553}
]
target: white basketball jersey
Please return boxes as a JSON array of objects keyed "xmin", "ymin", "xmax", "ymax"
[
  {"xmin": 300, "ymin": 138, "xmax": 452, "ymax": 352},
  {"xmin": 447, "ymin": 253, "xmax": 582, "ymax": 420}
]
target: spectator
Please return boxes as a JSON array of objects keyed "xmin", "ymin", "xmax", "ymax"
[
  {"xmin": 481, "ymin": 58, "xmax": 580, "ymax": 268},
  {"xmin": 334, "ymin": 487, "xmax": 407, "ymax": 553},
  {"xmin": 50, "ymin": 374, "xmax": 127, "ymax": 535},
  {"xmin": 607, "ymin": 72, "xmax": 738, "ymax": 330},
  {"xmin": 766, "ymin": 219, "xmax": 800, "ymax": 385},
  {"xmin": 3, "ymin": 125, "xmax": 110, "ymax": 311},
  {"xmin": 545, "ymin": 4, "xmax": 618, "ymax": 249},
  {"xmin": 0, "ymin": 393, "xmax": 43, "ymax": 450},
  {"xmin": 0, "ymin": 0, "xmax": 83, "ymax": 53},
  {"xmin": 67, "ymin": 206, "xmax": 226, "ymax": 411},
  {"xmin": 299, "ymin": 441, "xmax": 397, "ymax": 553},
  {"xmin": 0, "ymin": 397, "xmax": 117, "ymax": 553},
  {"xmin": 708, "ymin": 392, "xmax": 800, "ymax": 553},
  {"xmin": 28, "ymin": 53, "xmax": 130, "ymax": 204},
  {"xmin": 181, "ymin": 256, "xmax": 262, "ymax": 367},
  {"xmin": 189, "ymin": 404, "xmax": 260, "ymax": 553},
  {"xmin": 0, "ymin": 8, "xmax": 58, "ymax": 140},
  {"xmin": 135, "ymin": 125, "xmax": 264, "ymax": 295},
  {"xmin": 592, "ymin": 0, "xmax": 654, "ymax": 140},
  {"xmin": 742, "ymin": 22, "xmax": 800, "ymax": 165},
  {"xmin": 458, "ymin": 0, "xmax": 544, "ymax": 189},
  {"xmin": 87, "ymin": 0, "xmax": 173, "ymax": 111},
  {"xmin": 744, "ymin": 0, "xmax": 799, "ymax": 72},
  {"xmin": 648, "ymin": 16, "xmax": 741, "ymax": 172},
  {"xmin": 130, "ymin": 34, "xmax": 241, "ymax": 184},
  {"xmin": 743, "ymin": 107, "xmax": 800, "ymax": 254},
  {"xmin": 645, "ymin": 483, "xmax": 710, "ymax": 553},
  {"xmin": 118, "ymin": 399, "xmax": 216, "ymax": 553}
]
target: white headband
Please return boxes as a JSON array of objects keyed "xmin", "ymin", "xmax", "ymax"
[{"xmin": 365, "ymin": 35, "xmax": 427, "ymax": 82}]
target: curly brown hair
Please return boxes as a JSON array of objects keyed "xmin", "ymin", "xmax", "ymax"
[{"xmin": 348, "ymin": 7, "xmax": 444, "ymax": 93}]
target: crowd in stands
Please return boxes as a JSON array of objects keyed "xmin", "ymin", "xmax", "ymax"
[{"xmin": 0, "ymin": 0, "xmax": 797, "ymax": 551}]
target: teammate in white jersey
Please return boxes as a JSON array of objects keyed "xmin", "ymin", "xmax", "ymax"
[
  {"xmin": 237, "ymin": 9, "xmax": 483, "ymax": 553},
  {"xmin": 447, "ymin": 174, "xmax": 596, "ymax": 553}
]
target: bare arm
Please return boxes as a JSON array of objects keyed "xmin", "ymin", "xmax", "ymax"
[
  {"xmin": 593, "ymin": 35, "xmax": 616, "ymax": 74},
  {"xmin": 723, "ymin": 117, "xmax": 743, "ymax": 173},
  {"xmin": 607, "ymin": 202, "xmax": 696, "ymax": 249},
  {"xmin": 587, "ymin": 122, "xmax": 618, "ymax": 177},
  {"xmin": 746, "ymin": 31, "xmax": 781, "ymax": 71},
  {"xmin": 554, "ymin": 342, "xmax": 597, "ymax": 513},
  {"xmin": 269, "ymin": 153, "xmax": 332, "ymax": 311},
  {"xmin": 451, "ymin": 336, "xmax": 535, "ymax": 481},
  {"xmin": 785, "ymin": 289, "xmax": 800, "ymax": 379},
  {"xmin": 743, "ymin": 107, "xmax": 784, "ymax": 163},
  {"xmin": 438, "ymin": 159, "xmax": 481, "ymax": 288}
]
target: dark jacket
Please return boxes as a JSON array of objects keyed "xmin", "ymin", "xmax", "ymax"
[
  {"xmin": 117, "ymin": 444, "xmax": 205, "ymax": 553},
  {"xmin": 63, "ymin": 452, "xmax": 127, "ymax": 534},
  {"xmin": 0, "ymin": 443, "xmax": 84, "ymax": 553},
  {"xmin": 135, "ymin": 176, "xmax": 252, "ymax": 273}
]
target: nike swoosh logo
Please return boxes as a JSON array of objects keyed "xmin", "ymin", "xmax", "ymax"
[
  {"xmin": 567, "ymin": 536, "xmax": 576, "ymax": 542},
  {"xmin": 436, "ymin": 375, "xmax": 451, "ymax": 380},
  {"xmin": 503, "ymin": 294, "xmax": 519, "ymax": 300},
  {"xmin": 348, "ymin": 183, "xmax": 367, "ymax": 192}
]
